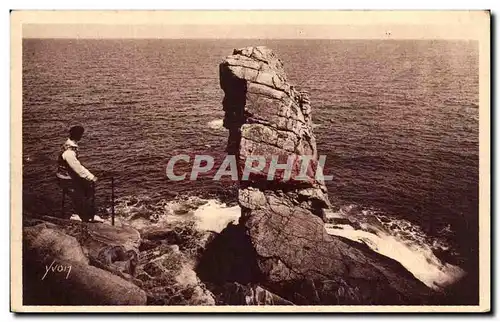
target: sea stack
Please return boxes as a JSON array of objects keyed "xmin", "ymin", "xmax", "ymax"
[{"xmin": 210, "ymin": 46, "xmax": 435, "ymax": 304}]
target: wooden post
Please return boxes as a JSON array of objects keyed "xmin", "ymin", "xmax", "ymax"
[
  {"xmin": 111, "ymin": 177, "xmax": 115, "ymax": 226},
  {"xmin": 91, "ymin": 182, "xmax": 96, "ymax": 220}
]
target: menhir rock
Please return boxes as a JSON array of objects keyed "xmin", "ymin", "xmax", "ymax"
[{"xmin": 198, "ymin": 46, "xmax": 436, "ymax": 305}]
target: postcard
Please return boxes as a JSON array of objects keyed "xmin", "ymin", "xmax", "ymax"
[{"xmin": 10, "ymin": 10, "xmax": 490, "ymax": 313}]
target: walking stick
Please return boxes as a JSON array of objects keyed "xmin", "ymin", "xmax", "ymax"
[
  {"xmin": 111, "ymin": 177, "xmax": 115, "ymax": 226},
  {"xmin": 91, "ymin": 181, "xmax": 96, "ymax": 220},
  {"xmin": 87, "ymin": 176, "xmax": 115, "ymax": 225}
]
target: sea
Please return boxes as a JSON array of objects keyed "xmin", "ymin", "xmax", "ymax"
[{"xmin": 22, "ymin": 39, "xmax": 479, "ymax": 301}]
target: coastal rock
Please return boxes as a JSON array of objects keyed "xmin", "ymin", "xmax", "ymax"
[
  {"xmin": 22, "ymin": 217, "xmax": 146, "ymax": 305},
  {"xmin": 140, "ymin": 221, "xmax": 219, "ymax": 305},
  {"xmin": 210, "ymin": 282, "xmax": 294, "ymax": 305},
  {"xmin": 23, "ymin": 258, "xmax": 147, "ymax": 305},
  {"xmin": 24, "ymin": 224, "xmax": 89, "ymax": 264},
  {"xmin": 25, "ymin": 216, "xmax": 141, "ymax": 278},
  {"xmin": 139, "ymin": 220, "xmax": 216, "ymax": 259},
  {"xmin": 208, "ymin": 46, "xmax": 435, "ymax": 304},
  {"xmin": 137, "ymin": 243, "xmax": 215, "ymax": 305},
  {"xmin": 23, "ymin": 212, "xmax": 220, "ymax": 306}
]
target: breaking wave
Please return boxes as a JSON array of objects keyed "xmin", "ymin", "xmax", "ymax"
[
  {"xmin": 324, "ymin": 205, "xmax": 466, "ymax": 291},
  {"xmin": 207, "ymin": 119, "xmax": 224, "ymax": 130},
  {"xmin": 103, "ymin": 195, "xmax": 465, "ymax": 291},
  {"xmin": 103, "ymin": 194, "xmax": 240, "ymax": 233}
]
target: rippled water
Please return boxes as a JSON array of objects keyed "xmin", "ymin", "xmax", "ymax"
[{"xmin": 22, "ymin": 39, "xmax": 479, "ymax": 300}]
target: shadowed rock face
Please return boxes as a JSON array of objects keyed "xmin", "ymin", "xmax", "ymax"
[{"xmin": 212, "ymin": 46, "xmax": 436, "ymax": 304}]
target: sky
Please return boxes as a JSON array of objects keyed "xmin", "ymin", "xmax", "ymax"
[
  {"xmin": 18, "ymin": 11, "xmax": 488, "ymax": 40},
  {"xmin": 22, "ymin": 23, "xmax": 483, "ymax": 40}
]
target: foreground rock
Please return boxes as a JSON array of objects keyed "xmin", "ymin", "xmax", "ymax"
[
  {"xmin": 198, "ymin": 46, "xmax": 436, "ymax": 304},
  {"xmin": 209, "ymin": 282, "xmax": 294, "ymax": 305},
  {"xmin": 136, "ymin": 224, "xmax": 216, "ymax": 305},
  {"xmin": 22, "ymin": 215, "xmax": 216, "ymax": 306},
  {"xmin": 23, "ymin": 218, "xmax": 146, "ymax": 305}
]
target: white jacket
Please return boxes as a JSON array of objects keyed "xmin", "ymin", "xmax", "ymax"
[{"xmin": 56, "ymin": 139, "xmax": 95, "ymax": 181}]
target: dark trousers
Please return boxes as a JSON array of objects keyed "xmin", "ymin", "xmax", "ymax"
[{"xmin": 58, "ymin": 178, "xmax": 95, "ymax": 222}]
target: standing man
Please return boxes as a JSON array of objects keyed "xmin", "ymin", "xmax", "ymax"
[{"xmin": 56, "ymin": 125, "xmax": 98, "ymax": 222}]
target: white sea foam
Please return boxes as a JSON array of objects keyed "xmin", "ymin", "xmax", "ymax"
[
  {"xmin": 207, "ymin": 119, "xmax": 224, "ymax": 130},
  {"xmin": 324, "ymin": 205, "xmax": 466, "ymax": 290},
  {"xmin": 109, "ymin": 195, "xmax": 239, "ymax": 233},
  {"xmin": 192, "ymin": 200, "xmax": 240, "ymax": 233},
  {"xmin": 325, "ymin": 223, "xmax": 465, "ymax": 290},
  {"xmin": 159, "ymin": 197, "xmax": 240, "ymax": 232}
]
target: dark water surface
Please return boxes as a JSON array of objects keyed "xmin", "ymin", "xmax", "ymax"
[{"xmin": 22, "ymin": 39, "xmax": 479, "ymax": 283}]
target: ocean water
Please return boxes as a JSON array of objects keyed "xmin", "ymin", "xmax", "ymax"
[{"xmin": 22, "ymin": 39, "xmax": 479, "ymax": 299}]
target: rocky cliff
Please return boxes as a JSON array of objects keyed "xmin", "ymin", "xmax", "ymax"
[{"xmin": 198, "ymin": 46, "xmax": 436, "ymax": 304}]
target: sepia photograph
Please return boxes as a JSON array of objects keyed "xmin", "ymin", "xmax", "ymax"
[{"xmin": 10, "ymin": 10, "xmax": 490, "ymax": 313}]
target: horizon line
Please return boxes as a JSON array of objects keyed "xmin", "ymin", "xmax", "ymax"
[{"xmin": 22, "ymin": 37, "xmax": 478, "ymax": 41}]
